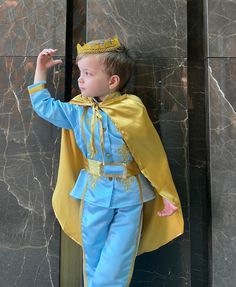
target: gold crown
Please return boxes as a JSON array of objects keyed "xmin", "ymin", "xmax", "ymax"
[{"xmin": 77, "ymin": 36, "xmax": 121, "ymax": 55}]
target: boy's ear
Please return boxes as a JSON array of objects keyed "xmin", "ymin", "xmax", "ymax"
[{"xmin": 109, "ymin": 75, "xmax": 120, "ymax": 90}]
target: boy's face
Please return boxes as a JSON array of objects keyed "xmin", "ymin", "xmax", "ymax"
[{"xmin": 77, "ymin": 54, "xmax": 112, "ymax": 101}]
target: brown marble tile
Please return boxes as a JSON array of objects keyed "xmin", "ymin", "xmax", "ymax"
[
  {"xmin": 87, "ymin": 0, "xmax": 187, "ymax": 58},
  {"xmin": 0, "ymin": 0, "xmax": 66, "ymax": 56},
  {"xmin": 208, "ymin": 0, "xmax": 236, "ymax": 57},
  {"xmin": 0, "ymin": 56, "xmax": 65, "ymax": 286},
  {"xmin": 209, "ymin": 58, "xmax": 236, "ymax": 287}
]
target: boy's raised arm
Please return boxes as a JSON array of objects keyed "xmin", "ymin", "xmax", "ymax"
[{"xmin": 28, "ymin": 49, "xmax": 78, "ymax": 130}]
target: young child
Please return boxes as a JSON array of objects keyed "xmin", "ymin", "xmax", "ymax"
[{"xmin": 28, "ymin": 37, "xmax": 184, "ymax": 287}]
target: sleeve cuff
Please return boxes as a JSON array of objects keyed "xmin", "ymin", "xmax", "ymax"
[{"xmin": 27, "ymin": 81, "xmax": 47, "ymax": 95}]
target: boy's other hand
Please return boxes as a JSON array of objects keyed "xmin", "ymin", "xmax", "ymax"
[
  {"xmin": 36, "ymin": 49, "xmax": 62, "ymax": 71},
  {"xmin": 157, "ymin": 197, "xmax": 178, "ymax": 217}
]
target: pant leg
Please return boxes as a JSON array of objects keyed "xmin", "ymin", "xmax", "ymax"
[
  {"xmin": 81, "ymin": 201, "xmax": 115, "ymax": 287},
  {"xmin": 91, "ymin": 203, "xmax": 143, "ymax": 287}
]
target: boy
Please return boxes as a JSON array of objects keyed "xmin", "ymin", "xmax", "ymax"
[{"xmin": 28, "ymin": 37, "xmax": 184, "ymax": 287}]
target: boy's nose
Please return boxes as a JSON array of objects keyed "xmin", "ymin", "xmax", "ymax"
[{"xmin": 78, "ymin": 77, "xmax": 84, "ymax": 83}]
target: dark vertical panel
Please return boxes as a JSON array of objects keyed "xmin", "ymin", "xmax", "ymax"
[
  {"xmin": 60, "ymin": 232, "xmax": 83, "ymax": 287},
  {"xmin": 60, "ymin": 1, "xmax": 87, "ymax": 286},
  {"xmin": 187, "ymin": 0, "xmax": 211, "ymax": 286},
  {"xmin": 64, "ymin": 0, "xmax": 74, "ymax": 101},
  {"xmin": 64, "ymin": 0, "xmax": 87, "ymax": 101}
]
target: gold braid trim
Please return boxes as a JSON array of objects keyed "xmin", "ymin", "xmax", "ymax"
[{"xmin": 28, "ymin": 83, "xmax": 46, "ymax": 95}]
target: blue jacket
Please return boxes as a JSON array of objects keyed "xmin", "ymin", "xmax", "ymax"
[{"xmin": 28, "ymin": 81, "xmax": 155, "ymax": 208}]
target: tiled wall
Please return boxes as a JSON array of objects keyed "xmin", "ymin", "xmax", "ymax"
[
  {"xmin": 0, "ymin": 1, "xmax": 66, "ymax": 286},
  {"xmin": 2, "ymin": 0, "xmax": 236, "ymax": 286}
]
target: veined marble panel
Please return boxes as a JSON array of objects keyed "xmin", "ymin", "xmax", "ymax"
[
  {"xmin": 131, "ymin": 237, "xmax": 189, "ymax": 287},
  {"xmin": 72, "ymin": 0, "xmax": 87, "ymax": 58},
  {"xmin": 0, "ymin": 0, "xmax": 66, "ymax": 56},
  {"xmin": 87, "ymin": 0, "xmax": 187, "ymax": 58},
  {"xmin": 208, "ymin": 0, "xmax": 236, "ymax": 57},
  {"xmin": 130, "ymin": 58, "xmax": 189, "ymax": 286},
  {"xmin": 134, "ymin": 58, "xmax": 187, "ymax": 110},
  {"xmin": 209, "ymin": 58, "xmax": 236, "ymax": 287},
  {"xmin": 134, "ymin": 58, "xmax": 188, "ymax": 206},
  {"xmin": 0, "ymin": 56, "xmax": 65, "ymax": 286}
]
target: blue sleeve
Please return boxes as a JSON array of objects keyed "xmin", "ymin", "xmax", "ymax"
[{"xmin": 28, "ymin": 81, "xmax": 78, "ymax": 130}]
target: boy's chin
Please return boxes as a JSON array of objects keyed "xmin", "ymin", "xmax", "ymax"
[
  {"xmin": 80, "ymin": 92, "xmax": 92, "ymax": 98},
  {"xmin": 81, "ymin": 92, "xmax": 100, "ymax": 99},
  {"xmin": 82, "ymin": 95, "xmax": 95, "ymax": 98}
]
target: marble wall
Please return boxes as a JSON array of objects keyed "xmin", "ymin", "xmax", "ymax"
[
  {"xmin": 0, "ymin": 1, "xmax": 66, "ymax": 286},
  {"xmin": 208, "ymin": 1, "xmax": 236, "ymax": 285},
  {"xmin": 4, "ymin": 0, "xmax": 236, "ymax": 286}
]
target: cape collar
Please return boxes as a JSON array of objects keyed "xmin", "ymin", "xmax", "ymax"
[{"xmin": 70, "ymin": 91, "xmax": 127, "ymax": 107}]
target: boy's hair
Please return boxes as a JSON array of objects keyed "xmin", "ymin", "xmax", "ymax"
[{"xmin": 76, "ymin": 39, "xmax": 134, "ymax": 91}]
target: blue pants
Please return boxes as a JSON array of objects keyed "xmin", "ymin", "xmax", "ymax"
[{"xmin": 81, "ymin": 201, "xmax": 143, "ymax": 287}]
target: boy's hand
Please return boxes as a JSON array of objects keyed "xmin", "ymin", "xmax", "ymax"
[
  {"xmin": 157, "ymin": 197, "xmax": 178, "ymax": 217},
  {"xmin": 34, "ymin": 49, "xmax": 62, "ymax": 83},
  {"xmin": 36, "ymin": 49, "xmax": 62, "ymax": 71}
]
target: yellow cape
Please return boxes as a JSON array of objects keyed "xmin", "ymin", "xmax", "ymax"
[{"xmin": 52, "ymin": 93, "xmax": 184, "ymax": 255}]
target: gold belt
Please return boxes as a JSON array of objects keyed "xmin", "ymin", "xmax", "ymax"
[{"xmin": 83, "ymin": 158, "xmax": 140, "ymax": 178}]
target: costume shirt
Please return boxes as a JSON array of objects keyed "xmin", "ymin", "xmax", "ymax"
[{"xmin": 28, "ymin": 81, "xmax": 156, "ymax": 208}]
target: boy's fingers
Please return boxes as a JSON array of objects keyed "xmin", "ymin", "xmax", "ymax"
[
  {"xmin": 158, "ymin": 209, "xmax": 170, "ymax": 216},
  {"xmin": 48, "ymin": 49, "xmax": 57, "ymax": 54},
  {"xmin": 53, "ymin": 59, "xmax": 63, "ymax": 65},
  {"xmin": 158, "ymin": 211, "xmax": 172, "ymax": 217},
  {"xmin": 41, "ymin": 49, "xmax": 57, "ymax": 56},
  {"xmin": 157, "ymin": 207, "xmax": 177, "ymax": 217}
]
